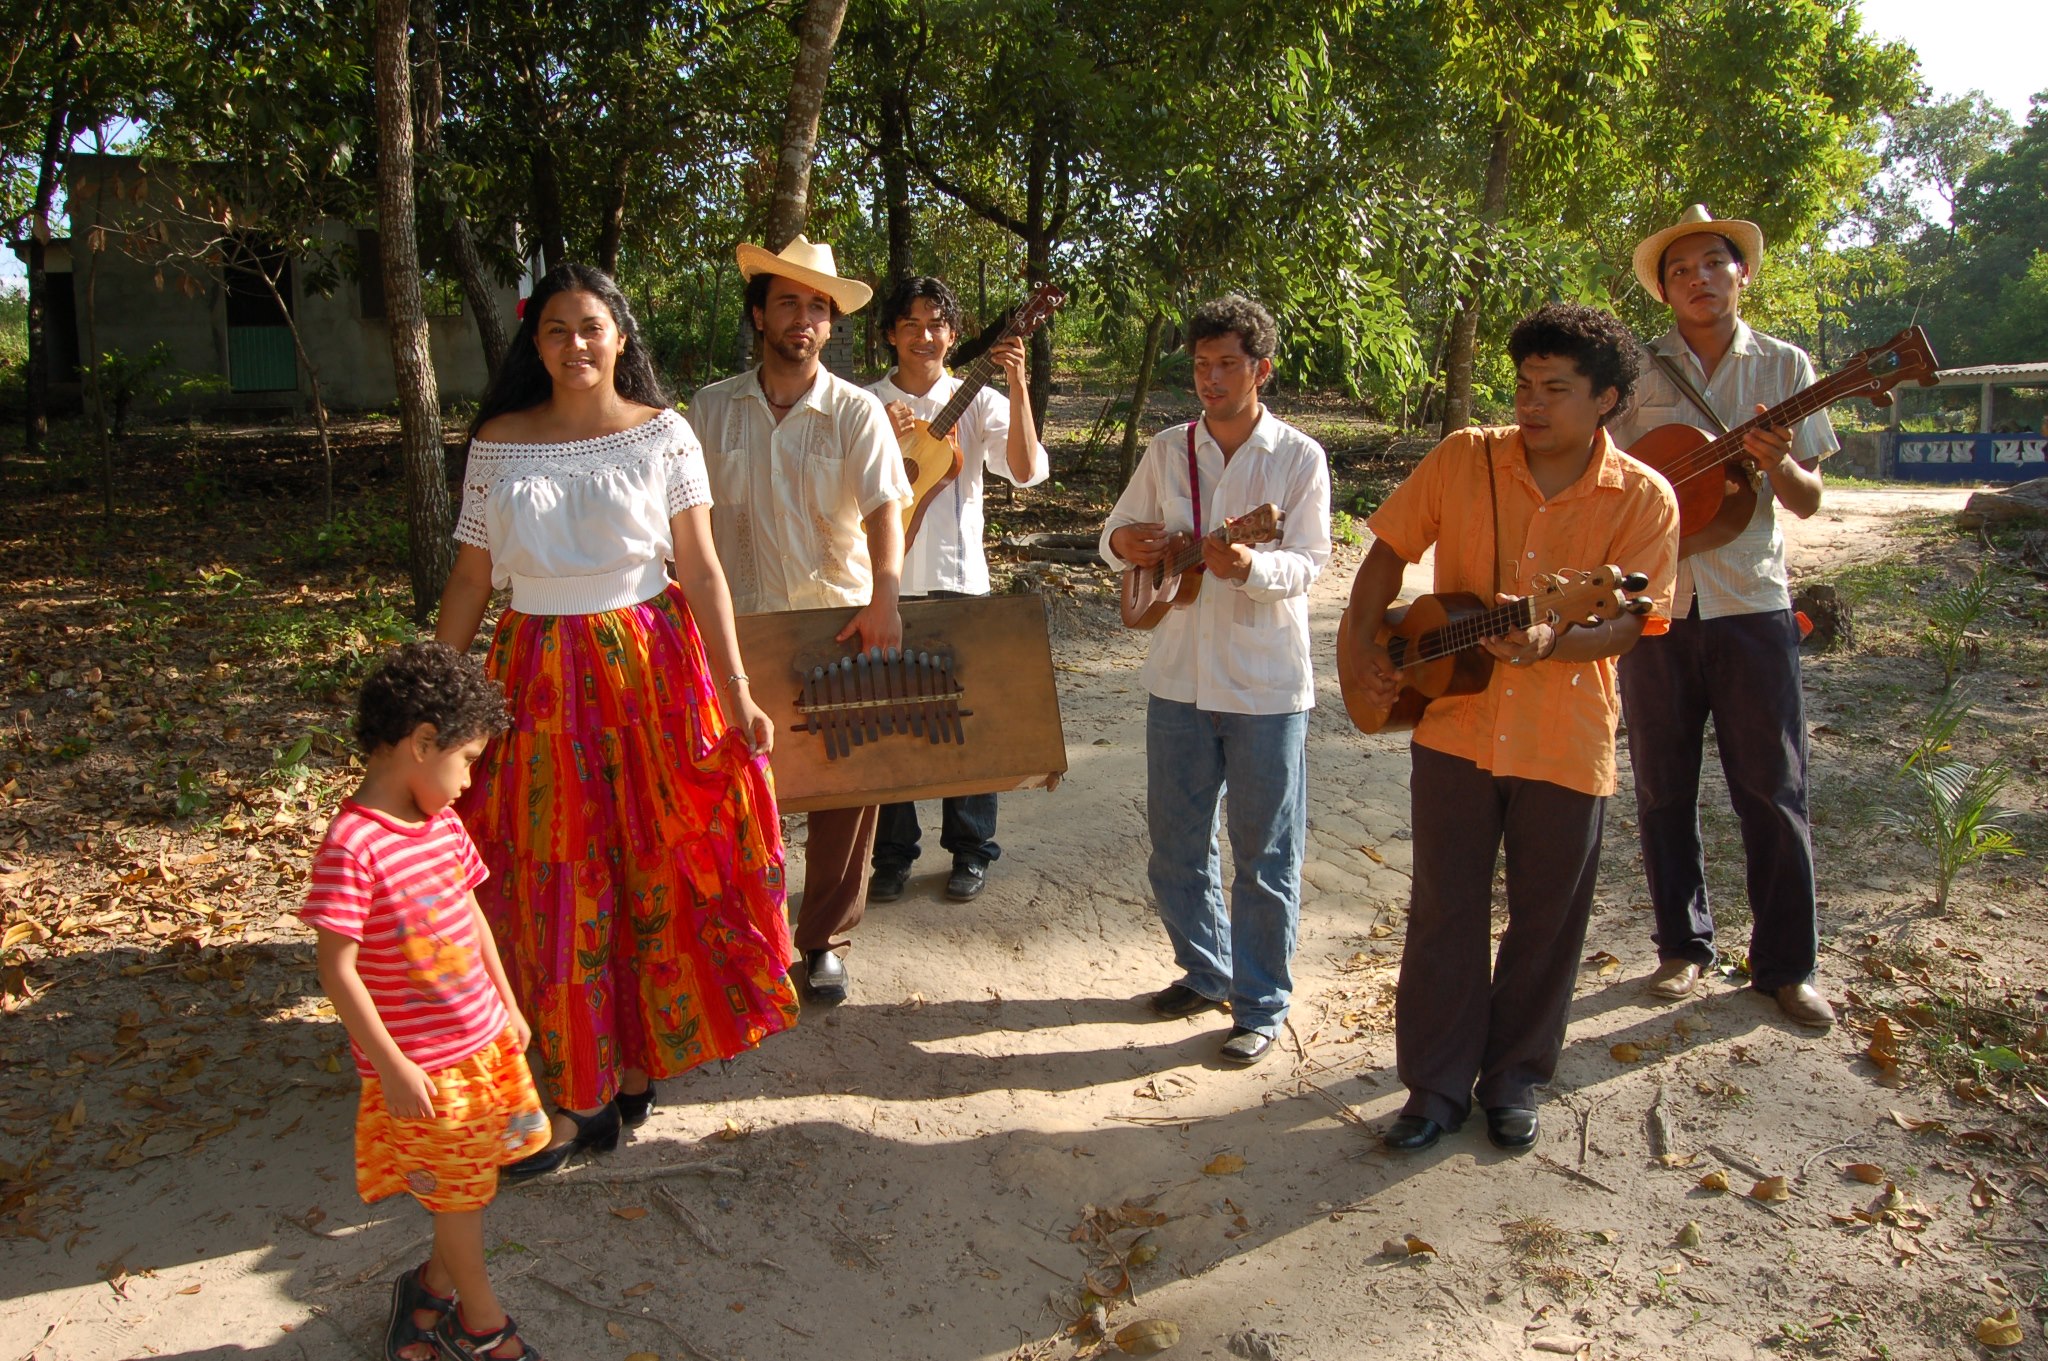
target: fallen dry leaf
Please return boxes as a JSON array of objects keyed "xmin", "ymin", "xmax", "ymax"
[
  {"xmin": 1750, "ymin": 1176, "xmax": 1790, "ymax": 1202},
  {"xmin": 1585, "ymin": 951, "xmax": 1621, "ymax": 977},
  {"xmin": 1890, "ymin": 1110, "xmax": 1946, "ymax": 1133},
  {"xmin": 175, "ymin": 1284, "xmax": 201, "ymax": 1295},
  {"xmin": 610, "ymin": 1206, "xmax": 647, "ymax": 1221},
  {"xmin": 1972, "ymin": 1178, "xmax": 1999, "ymax": 1210},
  {"xmin": 625, "ymin": 1353, "xmax": 661, "ymax": 1361},
  {"xmin": 1976, "ymin": 1307, "xmax": 2023, "ymax": 1348},
  {"xmin": 1844, "ymin": 1163, "xmax": 1887, "ymax": 1185},
  {"xmin": 1378, "ymin": 1233, "xmax": 1435, "ymax": 1258},
  {"xmin": 1530, "ymin": 1340, "xmax": 1590, "ymax": 1358},
  {"xmin": 606, "ymin": 1322, "xmax": 628, "ymax": 1340},
  {"xmin": 1114, "ymin": 1318, "xmax": 1181, "ymax": 1354},
  {"xmin": 1676, "ymin": 1220, "xmax": 1702, "ymax": 1248},
  {"xmin": 1610, "ymin": 1043, "xmax": 1643, "ymax": 1063},
  {"xmin": 1202, "ymin": 1153, "xmax": 1246, "ymax": 1176},
  {"xmin": 1697, "ymin": 1170, "xmax": 1731, "ymax": 1193},
  {"xmin": 621, "ymin": 1281, "xmax": 655, "ymax": 1298}
]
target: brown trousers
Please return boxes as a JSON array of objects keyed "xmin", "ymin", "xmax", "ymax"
[
  {"xmin": 793, "ymin": 805, "xmax": 879, "ymax": 951},
  {"xmin": 1395, "ymin": 745, "xmax": 1606, "ymax": 1128}
]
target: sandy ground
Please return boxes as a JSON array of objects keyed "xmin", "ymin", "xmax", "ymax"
[{"xmin": 10, "ymin": 485, "xmax": 2038, "ymax": 1361}]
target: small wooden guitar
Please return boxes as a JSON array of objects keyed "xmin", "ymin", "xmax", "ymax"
[
  {"xmin": 1630, "ymin": 326, "xmax": 1937, "ymax": 557},
  {"xmin": 896, "ymin": 282, "xmax": 1066, "ymax": 548},
  {"xmin": 1119, "ymin": 503, "xmax": 1286, "ymax": 630},
  {"xmin": 1335, "ymin": 566, "xmax": 1653, "ymax": 734}
]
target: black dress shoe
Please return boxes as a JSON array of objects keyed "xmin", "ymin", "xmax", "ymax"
[
  {"xmin": 867, "ymin": 864, "xmax": 910, "ymax": 903},
  {"xmin": 1148, "ymin": 983, "xmax": 1227, "ymax": 1019},
  {"xmin": 1381, "ymin": 1115, "xmax": 1449, "ymax": 1152},
  {"xmin": 945, "ymin": 860, "xmax": 988, "ymax": 900},
  {"xmin": 803, "ymin": 947, "xmax": 849, "ymax": 1004},
  {"xmin": 616, "ymin": 1085, "xmax": 656, "ymax": 1129},
  {"xmin": 1218, "ymin": 1027, "xmax": 1273, "ymax": 1066},
  {"xmin": 1485, "ymin": 1106, "xmax": 1539, "ymax": 1151},
  {"xmin": 503, "ymin": 1102, "xmax": 621, "ymax": 1181}
]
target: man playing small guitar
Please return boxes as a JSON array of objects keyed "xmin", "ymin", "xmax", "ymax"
[
  {"xmin": 1611, "ymin": 205, "xmax": 1839, "ymax": 1028},
  {"xmin": 1100, "ymin": 294, "xmax": 1331, "ymax": 1068},
  {"xmin": 1341, "ymin": 303, "xmax": 1677, "ymax": 1153},
  {"xmin": 866, "ymin": 276, "xmax": 1048, "ymax": 905}
]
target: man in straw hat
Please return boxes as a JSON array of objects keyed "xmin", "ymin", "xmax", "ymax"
[
  {"xmin": 685, "ymin": 235, "xmax": 910, "ymax": 1006},
  {"xmin": 1609, "ymin": 204, "xmax": 1837, "ymax": 1029}
]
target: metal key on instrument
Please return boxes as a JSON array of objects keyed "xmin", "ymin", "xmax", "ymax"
[
  {"xmin": 855, "ymin": 649, "xmax": 877, "ymax": 743},
  {"xmin": 804, "ymin": 665, "xmax": 824, "ymax": 742},
  {"xmin": 882, "ymin": 645, "xmax": 905, "ymax": 735}
]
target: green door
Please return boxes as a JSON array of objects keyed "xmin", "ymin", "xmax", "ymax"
[{"xmin": 228, "ymin": 325, "xmax": 297, "ymax": 392}]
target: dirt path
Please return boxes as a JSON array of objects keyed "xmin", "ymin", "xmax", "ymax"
[{"xmin": 10, "ymin": 485, "xmax": 2040, "ymax": 1361}]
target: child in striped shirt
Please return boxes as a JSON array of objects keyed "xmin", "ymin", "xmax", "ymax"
[{"xmin": 301, "ymin": 642, "xmax": 549, "ymax": 1361}]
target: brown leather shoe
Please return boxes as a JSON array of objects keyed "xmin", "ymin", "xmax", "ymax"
[
  {"xmin": 1775, "ymin": 982, "xmax": 1835, "ymax": 1029},
  {"xmin": 1646, "ymin": 959, "xmax": 1702, "ymax": 1001}
]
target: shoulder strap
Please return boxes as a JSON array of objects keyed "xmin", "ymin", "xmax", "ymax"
[
  {"xmin": 1644, "ymin": 344, "xmax": 1730, "ymax": 436},
  {"xmin": 1185, "ymin": 420, "xmax": 1201, "ymax": 535},
  {"xmin": 1482, "ymin": 431, "xmax": 1501, "ymax": 598}
]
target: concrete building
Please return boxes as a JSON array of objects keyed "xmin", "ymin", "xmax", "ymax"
[{"xmin": 11, "ymin": 153, "xmax": 514, "ymax": 415}]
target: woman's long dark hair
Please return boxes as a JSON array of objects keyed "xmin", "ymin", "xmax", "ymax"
[{"xmin": 468, "ymin": 262, "xmax": 673, "ymax": 440}]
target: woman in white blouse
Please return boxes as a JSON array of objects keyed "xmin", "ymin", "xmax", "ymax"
[{"xmin": 437, "ymin": 264, "xmax": 797, "ymax": 1179}]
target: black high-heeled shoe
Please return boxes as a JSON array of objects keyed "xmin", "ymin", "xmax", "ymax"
[
  {"xmin": 615, "ymin": 1085, "xmax": 656, "ymax": 1129},
  {"xmin": 502, "ymin": 1102, "xmax": 621, "ymax": 1181}
]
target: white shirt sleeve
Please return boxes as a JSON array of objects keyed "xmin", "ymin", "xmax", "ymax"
[{"xmin": 663, "ymin": 413, "xmax": 713, "ymax": 515}]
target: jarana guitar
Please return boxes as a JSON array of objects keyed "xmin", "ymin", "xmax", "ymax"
[
  {"xmin": 896, "ymin": 283, "xmax": 1067, "ymax": 548},
  {"xmin": 1335, "ymin": 565, "xmax": 1653, "ymax": 734},
  {"xmin": 1630, "ymin": 326, "xmax": 1937, "ymax": 557},
  {"xmin": 1119, "ymin": 503, "xmax": 1286, "ymax": 630}
]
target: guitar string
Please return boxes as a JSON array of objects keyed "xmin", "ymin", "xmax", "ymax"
[{"xmin": 927, "ymin": 295, "xmax": 1057, "ymax": 437}]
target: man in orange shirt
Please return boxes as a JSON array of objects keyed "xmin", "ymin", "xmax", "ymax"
[{"xmin": 1342, "ymin": 303, "xmax": 1679, "ymax": 1153}]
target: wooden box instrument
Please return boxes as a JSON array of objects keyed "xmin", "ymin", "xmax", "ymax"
[{"xmin": 734, "ymin": 594, "xmax": 1069, "ymax": 813}]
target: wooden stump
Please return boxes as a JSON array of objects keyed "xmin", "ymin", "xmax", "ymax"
[{"xmin": 1793, "ymin": 583, "xmax": 1851, "ymax": 651}]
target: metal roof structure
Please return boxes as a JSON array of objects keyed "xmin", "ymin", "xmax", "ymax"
[{"xmin": 1932, "ymin": 362, "xmax": 2048, "ymax": 388}]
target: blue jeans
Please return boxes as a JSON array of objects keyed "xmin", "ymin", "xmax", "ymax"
[{"xmin": 1145, "ymin": 696, "xmax": 1308, "ymax": 1037}]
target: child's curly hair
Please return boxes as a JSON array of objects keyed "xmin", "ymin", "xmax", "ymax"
[{"xmin": 355, "ymin": 641, "xmax": 509, "ymax": 752}]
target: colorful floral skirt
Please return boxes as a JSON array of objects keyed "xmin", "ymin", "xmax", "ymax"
[{"xmin": 460, "ymin": 583, "xmax": 798, "ymax": 1110}]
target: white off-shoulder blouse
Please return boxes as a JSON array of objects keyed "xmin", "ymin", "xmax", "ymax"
[{"xmin": 454, "ymin": 408, "xmax": 711, "ymax": 616}]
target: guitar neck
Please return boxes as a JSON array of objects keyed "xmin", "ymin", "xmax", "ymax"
[
  {"xmin": 1663, "ymin": 366, "xmax": 1872, "ymax": 486},
  {"xmin": 1393, "ymin": 597, "xmax": 1535, "ymax": 668},
  {"xmin": 927, "ymin": 327, "xmax": 1021, "ymax": 439},
  {"xmin": 1158, "ymin": 517, "xmax": 1273, "ymax": 578}
]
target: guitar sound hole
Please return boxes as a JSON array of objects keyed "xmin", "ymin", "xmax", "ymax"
[{"xmin": 904, "ymin": 458, "xmax": 921, "ymax": 481}]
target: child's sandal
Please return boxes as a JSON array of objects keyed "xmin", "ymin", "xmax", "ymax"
[
  {"xmin": 433, "ymin": 1308, "xmax": 543, "ymax": 1361},
  {"xmin": 383, "ymin": 1263, "xmax": 454, "ymax": 1361}
]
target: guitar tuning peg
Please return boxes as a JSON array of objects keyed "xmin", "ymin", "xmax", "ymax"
[
  {"xmin": 1625, "ymin": 596, "xmax": 1654, "ymax": 615},
  {"xmin": 1622, "ymin": 572, "xmax": 1649, "ymax": 591}
]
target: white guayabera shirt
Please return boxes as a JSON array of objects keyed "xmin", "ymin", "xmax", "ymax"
[
  {"xmin": 1099, "ymin": 409, "xmax": 1333, "ymax": 716},
  {"xmin": 869, "ymin": 369, "xmax": 1049, "ymax": 597},
  {"xmin": 685, "ymin": 367, "xmax": 911, "ymax": 614}
]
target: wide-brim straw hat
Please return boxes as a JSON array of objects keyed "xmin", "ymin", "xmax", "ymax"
[
  {"xmin": 1632, "ymin": 204, "xmax": 1764, "ymax": 298},
  {"xmin": 735, "ymin": 234, "xmax": 873, "ymax": 314}
]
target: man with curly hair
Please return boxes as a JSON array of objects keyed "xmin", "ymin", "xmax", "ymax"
[
  {"xmin": 1611, "ymin": 207, "xmax": 1838, "ymax": 1029},
  {"xmin": 1101, "ymin": 293, "xmax": 1332, "ymax": 1068},
  {"xmin": 1342, "ymin": 303, "xmax": 1679, "ymax": 1152}
]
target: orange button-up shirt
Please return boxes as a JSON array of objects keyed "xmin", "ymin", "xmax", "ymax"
[{"xmin": 1365, "ymin": 426, "xmax": 1679, "ymax": 797}]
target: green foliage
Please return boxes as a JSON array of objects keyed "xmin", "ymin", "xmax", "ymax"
[
  {"xmin": 277, "ymin": 508, "xmax": 410, "ymax": 569},
  {"xmin": 1921, "ymin": 558, "xmax": 2002, "ymax": 687},
  {"xmin": 95, "ymin": 342, "xmax": 227, "ymax": 437},
  {"xmin": 0, "ymin": 289, "xmax": 26, "ymax": 388},
  {"xmin": 1880, "ymin": 687, "xmax": 2025, "ymax": 913},
  {"xmin": 1331, "ymin": 510, "xmax": 1364, "ymax": 548}
]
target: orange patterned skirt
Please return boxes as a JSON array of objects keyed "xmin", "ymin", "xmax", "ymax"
[
  {"xmin": 355, "ymin": 1029, "xmax": 549, "ymax": 1213},
  {"xmin": 460, "ymin": 583, "xmax": 798, "ymax": 1110}
]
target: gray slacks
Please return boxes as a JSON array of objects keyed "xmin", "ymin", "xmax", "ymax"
[{"xmin": 1396, "ymin": 745, "xmax": 1606, "ymax": 1128}]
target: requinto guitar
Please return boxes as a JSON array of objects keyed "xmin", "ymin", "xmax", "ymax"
[
  {"xmin": 1335, "ymin": 566, "xmax": 1654, "ymax": 735},
  {"xmin": 1119, "ymin": 503, "xmax": 1286, "ymax": 630},
  {"xmin": 1629, "ymin": 326, "xmax": 1937, "ymax": 557},
  {"xmin": 896, "ymin": 282, "xmax": 1067, "ymax": 548}
]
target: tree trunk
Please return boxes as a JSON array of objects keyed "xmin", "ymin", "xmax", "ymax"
[
  {"xmin": 765, "ymin": 0, "xmax": 850, "ymax": 248},
  {"xmin": 1118, "ymin": 311, "xmax": 1167, "ymax": 488},
  {"xmin": 1023, "ymin": 123, "xmax": 1052, "ymax": 434},
  {"xmin": 1439, "ymin": 115, "xmax": 1513, "ymax": 438},
  {"xmin": 880, "ymin": 89, "xmax": 913, "ymax": 284},
  {"xmin": 24, "ymin": 42, "xmax": 74, "ymax": 456},
  {"xmin": 412, "ymin": 0, "xmax": 505, "ymax": 379},
  {"xmin": 374, "ymin": 0, "xmax": 453, "ymax": 620},
  {"xmin": 530, "ymin": 139, "xmax": 568, "ymax": 272},
  {"xmin": 596, "ymin": 150, "xmax": 630, "ymax": 274},
  {"xmin": 446, "ymin": 216, "xmax": 507, "ymax": 379}
]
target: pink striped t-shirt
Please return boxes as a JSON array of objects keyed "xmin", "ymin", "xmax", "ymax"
[{"xmin": 300, "ymin": 801, "xmax": 509, "ymax": 1077}]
